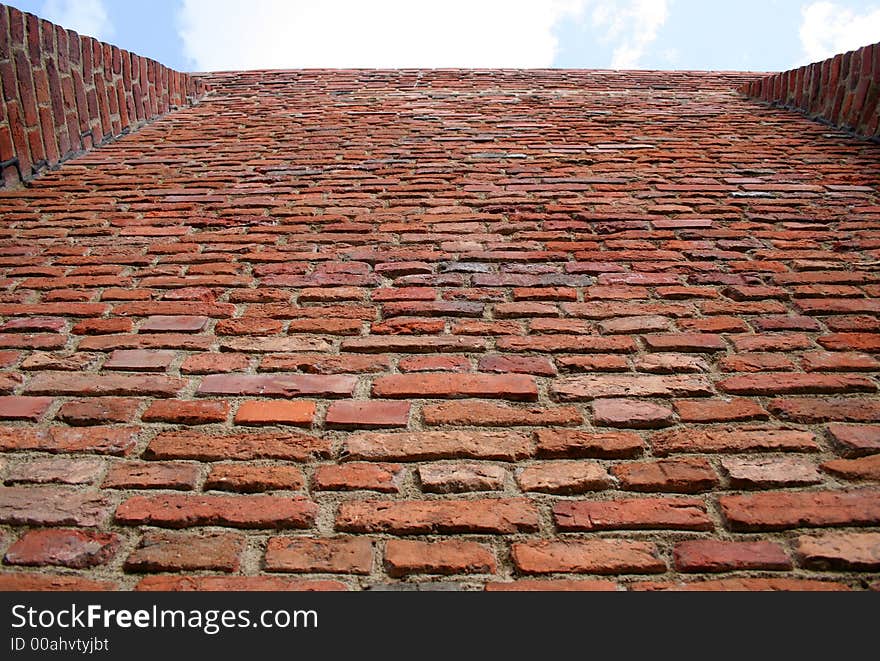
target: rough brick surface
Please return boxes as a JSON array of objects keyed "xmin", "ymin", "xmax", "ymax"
[{"xmin": 0, "ymin": 47, "xmax": 878, "ymax": 591}]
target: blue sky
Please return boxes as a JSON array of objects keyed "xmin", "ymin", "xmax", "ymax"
[{"xmin": 7, "ymin": 0, "xmax": 880, "ymax": 72}]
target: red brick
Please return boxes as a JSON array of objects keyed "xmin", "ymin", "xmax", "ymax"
[
  {"xmin": 4, "ymin": 529, "xmax": 120, "ymax": 568},
  {"xmin": 220, "ymin": 337, "xmax": 331, "ymax": 353},
  {"xmin": 720, "ymin": 456, "xmax": 822, "ymax": 488},
  {"xmin": 261, "ymin": 353, "xmax": 389, "ymax": 374},
  {"xmin": 116, "ymin": 303, "xmax": 233, "ymax": 317},
  {"xmin": 0, "ymin": 573, "xmax": 117, "ymax": 591},
  {"xmin": 651, "ymin": 427, "xmax": 819, "ymax": 455},
  {"xmin": 102, "ymin": 462, "xmax": 201, "ymax": 490},
  {"xmin": 718, "ymin": 353, "xmax": 797, "ymax": 372},
  {"xmin": 336, "ymin": 498, "xmax": 539, "ymax": 534},
  {"xmin": 385, "ymin": 539, "xmax": 495, "ymax": 577},
  {"xmin": 215, "ymin": 317, "xmax": 283, "ymax": 336},
  {"xmin": 234, "ymin": 399, "xmax": 316, "ymax": 426},
  {"xmin": 139, "ymin": 315, "xmax": 210, "ymax": 333},
  {"xmin": 145, "ymin": 430, "xmax": 330, "ymax": 461},
  {"xmin": 205, "ymin": 464, "xmax": 304, "ymax": 492},
  {"xmin": 818, "ymin": 333, "xmax": 880, "ymax": 352},
  {"xmin": 719, "ymin": 489, "xmax": 880, "ymax": 531},
  {"xmin": 634, "ymin": 353, "xmax": 709, "ymax": 373},
  {"xmin": 181, "ymin": 352, "xmax": 250, "ymax": 374},
  {"xmin": 795, "ymin": 532, "xmax": 880, "ymax": 570},
  {"xmin": 0, "ymin": 486, "xmax": 112, "ymax": 526},
  {"xmin": 198, "ymin": 373, "xmax": 356, "ymax": 397},
  {"xmin": 679, "ymin": 316, "xmax": 749, "ymax": 333},
  {"xmin": 342, "ymin": 336, "xmax": 485, "ymax": 353},
  {"xmin": 265, "ymin": 536, "xmax": 373, "ymax": 574},
  {"xmin": 552, "ymin": 374, "xmax": 712, "ymax": 400},
  {"xmin": 423, "ymin": 401, "xmax": 581, "ymax": 427},
  {"xmin": 673, "ymin": 540, "xmax": 792, "ymax": 572},
  {"xmin": 512, "ymin": 540, "xmax": 664, "ymax": 574},
  {"xmin": 371, "ymin": 317, "xmax": 444, "ymax": 335},
  {"xmin": 554, "ymin": 497, "xmax": 713, "ymax": 531},
  {"xmin": 0, "ymin": 395, "xmax": 53, "ymax": 420},
  {"xmin": 612, "ymin": 457, "xmax": 718, "ymax": 493},
  {"xmin": 717, "ymin": 373, "xmax": 876, "ymax": 395},
  {"xmin": 56, "ymin": 397, "xmax": 140, "ymax": 425},
  {"xmin": 517, "ymin": 461, "xmax": 611, "ymax": 494},
  {"xmin": 0, "ymin": 372, "xmax": 23, "ymax": 393},
  {"xmin": 674, "ymin": 398, "xmax": 768, "ymax": 422},
  {"xmin": 345, "ymin": 430, "xmax": 533, "ymax": 461},
  {"xmin": 536, "ymin": 429, "xmax": 644, "ymax": 458},
  {"xmin": 124, "ymin": 531, "xmax": 245, "ymax": 572},
  {"xmin": 417, "ymin": 462, "xmax": 505, "ymax": 493},
  {"xmin": 135, "ymin": 576, "xmax": 346, "ymax": 591},
  {"xmin": 821, "ymin": 454, "xmax": 880, "ymax": 481},
  {"xmin": 731, "ymin": 333, "xmax": 813, "ymax": 352},
  {"xmin": 325, "ymin": 400, "xmax": 410, "ymax": 429},
  {"xmin": 0, "ymin": 425, "xmax": 138, "ymax": 455},
  {"xmin": 496, "ymin": 335, "xmax": 636, "ymax": 353},
  {"xmin": 26, "ymin": 372, "xmax": 185, "ymax": 397},
  {"xmin": 116, "ymin": 494, "xmax": 317, "ymax": 529},
  {"xmin": 313, "ymin": 463, "xmax": 402, "ymax": 492},
  {"xmin": 592, "ymin": 398, "xmax": 674, "ymax": 429},
  {"xmin": 452, "ymin": 320, "xmax": 523, "ymax": 336},
  {"xmin": 598, "ymin": 315, "xmax": 669, "ymax": 334},
  {"xmin": 142, "ymin": 399, "xmax": 228, "ymax": 425},
  {"xmin": 768, "ymin": 397, "xmax": 880, "ymax": 423}
]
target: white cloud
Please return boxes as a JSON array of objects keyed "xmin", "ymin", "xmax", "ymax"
[
  {"xmin": 799, "ymin": 2, "xmax": 880, "ymax": 64},
  {"xmin": 177, "ymin": 0, "xmax": 591, "ymax": 71},
  {"xmin": 40, "ymin": 0, "xmax": 113, "ymax": 40},
  {"xmin": 591, "ymin": 0, "xmax": 668, "ymax": 69}
]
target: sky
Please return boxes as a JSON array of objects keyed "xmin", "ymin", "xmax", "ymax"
[{"xmin": 7, "ymin": 0, "xmax": 880, "ymax": 72}]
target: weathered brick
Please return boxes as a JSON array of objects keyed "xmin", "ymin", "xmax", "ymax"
[
  {"xmin": 265, "ymin": 536, "xmax": 373, "ymax": 574},
  {"xmin": 652, "ymin": 427, "xmax": 819, "ymax": 455},
  {"xmin": 0, "ymin": 573, "xmax": 117, "ymax": 591},
  {"xmin": 517, "ymin": 461, "xmax": 611, "ymax": 494},
  {"xmin": 124, "ymin": 531, "xmax": 245, "ymax": 572},
  {"xmin": 142, "ymin": 399, "xmax": 229, "ymax": 425},
  {"xmin": 0, "ymin": 425, "xmax": 138, "ymax": 455},
  {"xmin": 26, "ymin": 372, "xmax": 185, "ymax": 397},
  {"xmin": 342, "ymin": 336, "xmax": 485, "ymax": 353},
  {"xmin": 557, "ymin": 354, "xmax": 629, "ymax": 372},
  {"xmin": 536, "ymin": 429, "xmax": 644, "ymax": 458},
  {"xmin": 261, "ymin": 353, "xmax": 389, "ymax": 374},
  {"xmin": 720, "ymin": 456, "xmax": 822, "ymax": 488},
  {"xmin": 372, "ymin": 373, "xmax": 538, "ymax": 400},
  {"xmin": 719, "ymin": 489, "xmax": 880, "ymax": 531},
  {"xmin": 634, "ymin": 353, "xmax": 709, "ymax": 374},
  {"xmin": 795, "ymin": 532, "xmax": 880, "ymax": 570},
  {"xmin": 0, "ymin": 395, "xmax": 53, "ymax": 420},
  {"xmin": 826, "ymin": 423, "xmax": 880, "ymax": 456},
  {"xmin": 102, "ymin": 462, "xmax": 200, "ymax": 490},
  {"xmin": 768, "ymin": 397, "xmax": 880, "ymax": 422},
  {"xmin": 385, "ymin": 539, "xmax": 495, "ymax": 576},
  {"xmin": 496, "ymin": 335, "xmax": 636, "ymax": 353},
  {"xmin": 554, "ymin": 497, "xmax": 713, "ymax": 531},
  {"xmin": 512, "ymin": 540, "xmax": 665, "ymax": 574},
  {"xmin": 336, "ymin": 498, "xmax": 539, "ymax": 534},
  {"xmin": 397, "ymin": 355, "xmax": 470, "ymax": 372},
  {"xmin": 592, "ymin": 399, "xmax": 674, "ymax": 428},
  {"xmin": 674, "ymin": 540, "xmax": 792, "ymax": 572},
  {"xmin": 5, "ymin": 529, "xmax": 120, "ymax": 568},
  {"xmin": 0, "ymin": 486, "xmax": 112, "ymax": 526},
  {"xmin": 644, "ymin": 333, "xmax": 726, "ymax": 352},
  {"xmin": 552, "ymin": 374, "xmax": 713, "ymax": 401},
  {"xmin": 135, "ymin": 576, "xmax": 346, "ymax": 591},
  {"xmin": 718, "ymin": 353, "xmax": 797, "ymax": 372},
  {"xmin": 116, "ymin": 494, "xmax": 317, "ymax": 529},
  {"xmin": 598, "ymin": 315, "xmax": 669, "ymax": 334},
  {"xmin": 181, "ymin": 352, "xmax": 250, "ymax": 374},
  {"xmin": 57, "ymin": 397, "xmax": 141, "ymax": 425},
  {"xmin": 485, "ymin": 579, "xmax": 618, "ymax": 591},
  {"xmin": 145, "ymin": 430, "xmax": 330, "ymax": 461},
  {"xmin": 103, "ymin": 349, "xmax": 175, "ymax": 371},
  {"xmin": 612, "ymin": 457, "xmax": 718, "ymax": 493},
  {"xmin": 345, "ymin": 430, "xmax": 533, "ymax": 461},
  {"xmin": 629, "ymin": 577, "xmax": 849, "ymax": 591},
  {"xmin": 313, "ymin": 463, "xmax": 402, "ymax": 492},
  {"xmin": 478, "ymin": 354, "xmax": 556, "ymax": 376},
  {"xmin": 198, "ymin": 373, "xmax": 356, "ymax": 397},
  {"xmin": 802, "ymin": 351, "xmax": 880, "ymax": 372},
  {"xmin": 3, "ymin": 457, "xmax": 104, "ymax": 485},
  {"xmin": 417, "ymin": 462, "xmax": 505, "ymax": 493},
  {"xmin": 205, "ymin": 464, "xmax": 304, "ymax": 492},
  {"xmin": 423, "ymin": 401, "xmax": 581, "ymax": 427},
  {"xmin": 234, "ymin": 400, "xmax": 316, "ymax": 426},
  {"xmin": 730, "ymin": 333, "xmax": 813, "ymax": 352}
]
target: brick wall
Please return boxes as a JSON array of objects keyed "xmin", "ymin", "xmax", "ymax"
[
  {"xmin": 0, "ymin": 3, "xmax": 209, "ymax": 188},
  {"xmin": 739, "ymin": 42, "xmax": 879, "ymax": 141}
]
